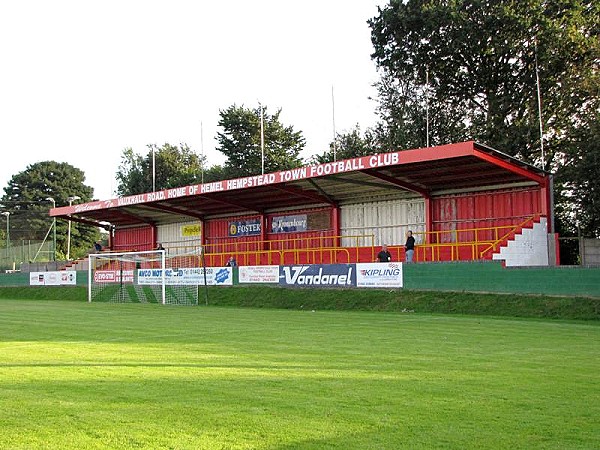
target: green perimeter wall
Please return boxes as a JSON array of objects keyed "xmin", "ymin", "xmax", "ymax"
[
  {"xmin": 0, "ymin": 262, "xmax": 598, "ymax": 298},
  {"xmin": 402, "ymin": 262, "xmax": 600, "ymax": 297}
]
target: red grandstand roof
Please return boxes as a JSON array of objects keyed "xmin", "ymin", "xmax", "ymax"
[{"xmin": 49, "ymin": 141, "xmax": 549, "ymax": 230}]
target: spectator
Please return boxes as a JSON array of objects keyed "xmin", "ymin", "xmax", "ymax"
[
  {"xmin": 405, "ymin": 230, "xmax": 415, "ymax": 263},
  {"xmin": 226, "ymin": 256, "xmax": 237, "ymax": 267},
  {"xmin": 94, "ymin": 241, "xmax": 102, "ymax": 252},
  {"xmin": 156, "ymin": 243, "xmax": 165, "ymax": 251},
  {"xmin": 376, "ymin": 244, "xmax": 392, "ymax": 262}
]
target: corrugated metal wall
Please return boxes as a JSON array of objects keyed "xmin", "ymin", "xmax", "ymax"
[
  {"xmin": 205, "ymin": 214, "xmax": 262, "ymax": 254},
  {"xmin": 267, "ymin": 207, "xmax": 334, "ymax": 249},
  {"xmin": 340, "ymin": 198, "xmax": 425, "ymax": 247},
  {"xmin": 431, "ymin": 187, "xmax": 542, "ymax": 242},
  {"xmin": 204, "ymin": 207, "xmax": 336, "ymax": 254},
  {"xmin": 156, "ymin": 220, "xmax": 202, "ymax": 255},
  {"xmin": 112, "ymin": 226, "xmax": 154, "ymax": 252},
  {"xmin": 111, "ymin": 187, "xmax": 543, "ymax": 261}
]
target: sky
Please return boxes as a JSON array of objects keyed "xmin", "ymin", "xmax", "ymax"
[{"xmin": 0, "ymin": 0, "xmax": 384, "ymax": 201}]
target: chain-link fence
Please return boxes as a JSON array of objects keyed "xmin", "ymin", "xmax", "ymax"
[{"xmin": 0, "ymin": 240, "xmax": 53, "ymax": 272}]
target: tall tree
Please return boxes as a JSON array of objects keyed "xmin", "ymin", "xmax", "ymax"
[
  {"xmin": 1, "ymin": 161, "xmax": 98, "ymax": 260},
  {"xmin": 311, "ymin": 125, "xmax": 378, "ymax": 164},
  {"xmin": 216, "ymin": 104, "xmax": 305, "ymax": 177},
  {"xmin": 116, "ymin": 143, "xmax": 205, "ymax": 196},
  {"xmin": 369, "ymin": 0, "xmax": 599, "ymax": 235}
]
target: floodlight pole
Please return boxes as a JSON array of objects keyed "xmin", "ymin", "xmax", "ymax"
[
  {"xmin": 46, "ymin": 197, "xmax": 56, "ymax": 261},
  {"xmin": 332, "ymin": 85, "xmax": 337, "ymax": 161},
  {"xmin": 259, "ymin": 102, "xmax": 265, "ymax": 175},
  {"xmin": 152, "ymin": 146, "xmax": 156, "ymax": 192},
  {"xmin": 2, "ymin": 212, "xmax": 10, "ymax": 260},
  {"xmin": 66, "ymin": 196, "xmax": 81, "ymax": 260}
]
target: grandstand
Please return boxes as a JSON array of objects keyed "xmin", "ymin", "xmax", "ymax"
[{"xmin": 49, "ymin": 141, "xmax": 554, "ymax": 268}]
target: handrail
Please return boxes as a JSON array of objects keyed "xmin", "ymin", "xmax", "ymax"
[
  {"xmin": 204, "ymin": 249, "xmax": 284, "ymax": 267},
  {"xmin": 281, "ymin": 247, "xmax": 350, "ymax": 265},
  {"xmin": 135, "ymin": 218, "xmax": 543, "ymax": 265},
  {"xmin": 478, "ymin": 215, "xmax": 540, "ymax": 259},
  {"xmin": 202, "ymin": 233, "xmax": 375, "ymax": 254}
]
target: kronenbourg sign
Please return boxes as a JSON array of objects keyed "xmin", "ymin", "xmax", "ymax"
[{"xmin": 271, "ymin": 214, "xmax": 307, "ymax": 233}]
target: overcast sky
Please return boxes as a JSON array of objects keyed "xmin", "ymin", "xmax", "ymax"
[{"xmin": 1, "ymin": 1, "xmax": 384, "ymax": 201}]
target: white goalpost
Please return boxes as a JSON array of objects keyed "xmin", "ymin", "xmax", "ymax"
[{"xmin": 88, "ymin": 248, "xmax": 206, "ymax": 305}]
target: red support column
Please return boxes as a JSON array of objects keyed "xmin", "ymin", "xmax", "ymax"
[
  {"xmin": 424, "ymin": 195, "xmax": 433, "ymax": 244},
  {"xmin": 540, "ymin": 178, "xmax": 552, "ymax": 232},
  {"xmin": 331, "ymin": 206, "xmax": 340, "ymax": 247}
]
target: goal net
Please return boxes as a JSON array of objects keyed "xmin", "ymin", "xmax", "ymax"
[{"xmin": 88, "ymin": 249, "xmax": 205, "ymax": 305}]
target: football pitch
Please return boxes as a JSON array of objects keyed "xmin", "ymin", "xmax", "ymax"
[{"xmin": 0, "ymin": 299, "xmax": 598, "ymax": 449}]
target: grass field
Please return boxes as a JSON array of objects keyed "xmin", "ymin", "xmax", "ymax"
[{"xmin": 0, "ymin": 299, "xmax": 599, "ymax": 449}]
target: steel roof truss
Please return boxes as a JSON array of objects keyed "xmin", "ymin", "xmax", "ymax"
[
  {"xmin": 360, "ymin": 168, "xmax": 429, "ymax": 197},
  {"xmin": 272, "ymin": 184, "xmax": 337, "ymax": 206},
  {"xmin": 143, "ymin": 203, "xmax": 205, "ymax": 220}
]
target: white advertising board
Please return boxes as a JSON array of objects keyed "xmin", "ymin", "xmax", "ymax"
[
  {"xmin": 137, "ymin": 267, "xmax": 233, "ymax": 286},
  {"xmin": 356, "ymin": 262, "xmax": 403, "ymax": 288},
  {"xmin": 238, "ymin": 265, "xmax": 279, "ymax": 284},
  {"xmin": 29, "ymin": 271, "xmax": 77, "ymax": 286}
]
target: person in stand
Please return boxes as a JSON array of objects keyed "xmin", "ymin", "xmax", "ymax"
[
  {"xmin": 376, "ymin": 244, "xmax": 392, "ymax": 262},
  {"xmin": 226, "ymin": 256, "xmax": 237, "ymax": 267},
  {"xmin": 156, "ymin": 243, "xmax": 165, "ymax": 251},
  {"xmin": 405, "ymin": 230, "xmax": 415, "ymax": 263},
  {"xmin": 94, "ymin": 241, "xmax": 102, "ymax": 252}
]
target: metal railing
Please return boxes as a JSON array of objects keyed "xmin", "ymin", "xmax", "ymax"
[
  {"xmin": 106, "ymin": 218, "xmax": 542, "ymax": 267},
  {"xmin": 477, "ymin": 215, "xmax": 540, "ymax": 259}
]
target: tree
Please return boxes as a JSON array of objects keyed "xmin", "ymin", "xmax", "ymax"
[
  {"xmin": 369, "ymin": 0, "xmax": 600, "ymax": 235},
  {"xmin": 555, "ymin": 112, "xmax": 600, "ymax": 238},
  {"xmin": 0, "ymin": 161, "xmax": 99, "ymax": 261},
  {"xmin": 311, "ymin": 124, "xmax": 378, "ymax": 164},
  {"xmin": 216, "ymin": 104, "xmax": 305, "ymax": 177},
  {"xmin": 116, "ymin": 143, "xmax": 206, "ymax": 196}
]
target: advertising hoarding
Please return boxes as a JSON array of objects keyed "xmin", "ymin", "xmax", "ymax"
[
  {"xmin": 239, "ymin": 265, "xmax": 279, "ymax": 284},
  {"xmin": 356, "ymin": 262, "xmax": 403, "ymax": 288},
  {"xmin": 279, "ymin": 264, "xmax": 356, "ymax": 288}
]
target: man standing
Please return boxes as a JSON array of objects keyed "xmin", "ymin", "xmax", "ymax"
[
  {"xmin": 376, "ymin": 244, "xmax": 392, "ymax": 262},
  {"xmin": 405, "ymin": 230, "xmax": 415, "ymax": 263}
]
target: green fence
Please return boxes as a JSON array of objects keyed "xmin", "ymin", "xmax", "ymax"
[
  {"xmin": 0, "ymin": 240, "xmax": 53, "ymax": 271},
  {"xmin": 0, "ymin": 261, "xmax": 598, "ymax": 298},
  {"xmin": 402, "ymin": 261, "xmax": 600, "ymax": 297}
]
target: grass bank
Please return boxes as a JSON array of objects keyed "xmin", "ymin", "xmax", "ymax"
[{"xmin": 0, "ymin": 285, "xmax": 598, "ymax": 320}]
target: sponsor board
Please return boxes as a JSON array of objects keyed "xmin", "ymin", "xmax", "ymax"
[
  {"xmin": 228, "ymin": 219, "xmax": 261, "ymax": 237},
  {"xmin": 239, "ymin": 265, "xmax": 279, "ymax": 284},
  {"xmin": 279, "ymin": 264, "xmax": 356, "ymax": 288},
  {"xmin": 181, "ymin": 223, "xmax": 201, "ymax": 237},
  {"xmin": 137, "ymin": 267, "xmax": 233, "ymax": 286},
  {"xmin": 93, "ymin": 270, "xmax": 134, "ymax": 283},
  {"xmin": 271, "ymin": 214, "xmax": 307, "ymax": 233},
  {"xmin": 356, "ymin": 262, "xmax": 403, "ymax": 288},
  {"xmin": 30, "ymin": 271, "xmax": 77, "ymax": 286}
]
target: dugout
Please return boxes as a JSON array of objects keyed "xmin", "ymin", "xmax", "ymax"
[{"xmin": 50, "ymin": 141, "xmax": 554, "ymax": 267}]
